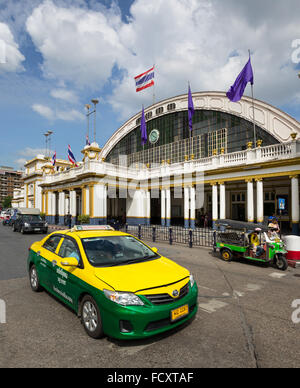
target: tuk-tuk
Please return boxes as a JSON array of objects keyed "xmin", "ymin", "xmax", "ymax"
[{"xmin": 214, "ymin": 219, "xmax": 288, "ymax": 271}]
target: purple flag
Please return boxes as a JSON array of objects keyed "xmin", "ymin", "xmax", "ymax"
[
  {"xmin": 226, "ymin": 57, "xmax": 254, "ymax": 102},
  {"xmin": 188, "ymin": 84, "xmax": 194, "ymax": 131},
  {"xmin": 140, "ymin": 106, "xmax": 147, "ymax": 145}
]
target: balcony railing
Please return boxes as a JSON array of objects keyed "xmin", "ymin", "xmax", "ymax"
[{"xmin": 39, "ymin": 140, "xmax": 299, "ymax": 185}]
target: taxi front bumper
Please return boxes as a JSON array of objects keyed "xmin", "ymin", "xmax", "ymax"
[{"xmin": 98, "ymin": 282, "xmax": 198, "ymax": 340}]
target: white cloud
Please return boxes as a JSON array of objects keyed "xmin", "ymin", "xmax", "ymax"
[
  {"xmin": 32, "ymin": 103, "xmax": 55, "ymax": 120},
  {"xmin": 0, "ymin": 22, "xmax": 25, "ymax": 72},
  {"xmin": 19, "ymin": 147, "xmax": 48, "ymax": 157},
  {"xmin": 26, "ymin": 0, "xmax": 129, "ymax": 88},
  {"xmin": 32, "ymin": 102, "xmax": 84, "ymax": 121},
  {"xmin": 56, "ymin": 108, "xmax": 84, "ymax": 121},
  {"xmin": 50, "ymin": 88, "xmax": 79, "ymax": 103},
  {"xmin": 15, "ymin": 147, "xmax": 50, "ymax": 168},
  {"xmin": 25, "ymin": 0, "xmax": 300, "ymax": 122}
]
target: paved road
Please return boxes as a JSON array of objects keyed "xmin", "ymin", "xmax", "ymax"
[{"xmin": 0, "ymin": 224, "xmax": 300, "ymax": 368}]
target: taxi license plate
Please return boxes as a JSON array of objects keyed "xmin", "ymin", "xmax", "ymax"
[
  {"xmin": 171, "ymin": 304, "xmax": 189, "ymax": 322},
  {"xmin": 34, "ymin": 228, "xmax": 40, "ymax": 231}
]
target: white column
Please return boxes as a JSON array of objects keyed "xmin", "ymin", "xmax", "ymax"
[
  {"xmin": 59, "ymin": 191, "xmax": 65, "ymax": 224},
  {"xmin": 247, "ymin": 179, "xmax": 254, "ymax": 222},
  {"xmin": 190, "ymin": 186, "xmax": 196, "ymax": 228},
  {"xmin": 219, "ymin": 182, "xmax": 226, "ymax": 220},
  {"xmin": 256, "ymin": 179, "xmax": 264, "ymax": 223},
  {"xmin": 59, "ymin": 192, "xmax": 65, "ymax": 216},
  {"xmin": 184, "ymin": 186, "xmax": 190, "ymax": 228},
  {"xmin": 291, "ymin": 175, "xmax": 300, "ymax": 234},
  {"xmin": 85, "ymin": 186, "xmax": 90, "ymax": 216},
  {"xmin": 93, "ymin": 184, "xmax": 107, "ymax": 223},
  {"xmin": 35, "ymin": 182, "xmax": 42, "ymax": 211},
  {"xmin": 70, "ymin": 190, "xmax": 76, "ymax": 218},
  {"xmin": 161, "ymin": 188, "xmax": 166, "ymax": 226},
  {"xmin": 212, "ymin": 184, "xmax": 218, "ymax": 223},
  {"xmin": 166, "ymin": 188, "xmax": 171, "ymax": 227}
]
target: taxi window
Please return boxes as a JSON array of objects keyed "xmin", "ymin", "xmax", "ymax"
[
  {"xmin": 81, "ymin": 235, "xmax": 158, "ymax": 267},
  {"xmin": 58, "ymin": 238, "xmax": 81, "ymax": 263},
  {"xmin": 43, "ymin": 235, "xmax": 62, "ymax": 253}
]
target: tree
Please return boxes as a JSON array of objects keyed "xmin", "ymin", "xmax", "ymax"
[{"xmin": 2, "ymin": 196, "xmax": 12, "ymax": 209}]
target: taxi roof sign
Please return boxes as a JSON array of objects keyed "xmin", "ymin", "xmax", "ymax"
[{"xmin": 72, "ymin": 225, "xmax": 115, "ymax": 232}]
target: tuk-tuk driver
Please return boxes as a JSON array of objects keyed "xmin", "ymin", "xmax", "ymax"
[{"xmin": 250, "ymin": 228, "xmax": 265, "ymax": 257}]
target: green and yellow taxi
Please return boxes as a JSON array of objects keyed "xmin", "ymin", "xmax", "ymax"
[{"xmin": 28, "ymin": 225, "xmax": 198, "ymax": 339}]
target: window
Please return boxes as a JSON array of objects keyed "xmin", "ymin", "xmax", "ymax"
[
  {"xmin": 156, "ymin": 107, "xmax": 164, "ymax": 115},
  {"xmin": 167, "ymin": 103, "xmax": 176, "ymax": 111},
  {"xmin": 43, "ymin": 235, "xmax": 62, "ymax": 253},
  {"xmin": 82, "ymin": 236, "xmax": 158, "ymax": 267},
  {"xmin": 58, "ymin": 238, "xmax": 81, "ymax": 263},
  {"xmin": 145, "ymin": 111, "xmax": 152, "ymax": 120}
]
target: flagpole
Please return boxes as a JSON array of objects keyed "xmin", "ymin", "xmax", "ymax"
[
  {"xmin": 249, "ymin": 50, "xmax": 257, "ymax": 147},
  {"xmin": 153, "ymin": 64, "xmax": 155, "ymax": 105}
]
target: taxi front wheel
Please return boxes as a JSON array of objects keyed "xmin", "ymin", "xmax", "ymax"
[
  {"xmin": 81, "ymin": 295, "xmax": 104, "ymax": 339},
  {"xmin": 29, "ymin": 265, "xmax": 43, "ymax": 292}
]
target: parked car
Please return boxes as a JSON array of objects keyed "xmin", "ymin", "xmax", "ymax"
[
  {"xmin": 13, "ymin": 208, "xmax": 48, "ymax": 234},
  {"xmin": 2, "ymin": 211, "xmax": 11, "ymax": 225},
  {"xmin": 0, "ymin": 210, "xmax": 7, "ymax": 220}
]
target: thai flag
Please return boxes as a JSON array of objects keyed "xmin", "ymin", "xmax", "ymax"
[
  {"xmin": 68, "ymin": 145, "xmax": 78, "ymax": 166},
  {"xmin": 51, "ymin": 151, "xmax": 56, "ymax": 166},
  {"xmin": 86, "ymin": 135, "xmax": 90, "ymax": 146},
  {"xmin": 135, "ymin": 66, "xmax": 154, "ymax": 92}
]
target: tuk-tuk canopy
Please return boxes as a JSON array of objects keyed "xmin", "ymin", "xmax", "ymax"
[{"xmin": 215, "ymin": 219, "xmax": 269, "ymax": 233}]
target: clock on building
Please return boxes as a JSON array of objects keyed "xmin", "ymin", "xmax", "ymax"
[{"xmin": 149, "ymin": 129, "xmax": 160, "ymax": 144}]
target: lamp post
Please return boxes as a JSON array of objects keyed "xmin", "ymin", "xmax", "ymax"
[
  {"xmin": 85, "ymin": 99, "xmax": 99, "ymax": 144},
  {"xmin": 91, "ymin": 99, "xmax": 99, "ymax": 143},
  {"xmin": 47, "ymin": 130, "xmax": 53, "ymax": 158},
  {"xmin": 43, "ymin": 132, "xmax": 50, "ymax": 159},
  {"xmin": 43, "ymin": 131, "xmax": 53, "ymax": 159},
  {"xmin": 85, "ymin": 104, "xmax": 91, "ymax": 144}
]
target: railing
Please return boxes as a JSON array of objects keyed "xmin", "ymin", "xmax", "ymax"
[
  {"xmin": 123, "ymin": 224, "xmax": 214, "ymax": 248},
  {"xmin": 260, "ymin": 143, "xmax": 292, "ymax": 159},
  {"xmin": 30, "ymin": 140, "xmax": 300, "ymax": 185}
]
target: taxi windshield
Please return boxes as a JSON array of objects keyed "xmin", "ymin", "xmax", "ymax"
[{"xmin": 81, "ymin": 235, "xmax": 159, "ymax": 267}]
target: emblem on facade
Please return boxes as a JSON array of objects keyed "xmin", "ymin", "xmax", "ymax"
[{"xmin": 149, "ymin": 129, "xmax": 160, "ymax": 145}]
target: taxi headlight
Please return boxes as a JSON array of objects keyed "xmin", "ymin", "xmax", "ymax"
[
  {"xmin": 24, "ymin": 222, "xmax": 30, "ymax": 227},
  {"xmin": 103, "ymin": 289, "xmax": 144, "ymax": 306},
  {"xmin": 190, "ymin": 274, "xmax": 195, "ymax": 288}
]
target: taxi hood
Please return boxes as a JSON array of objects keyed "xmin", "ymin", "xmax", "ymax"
[{"xmin": 93, "ymin": 257, "xmax": 190, "ymax": 293}]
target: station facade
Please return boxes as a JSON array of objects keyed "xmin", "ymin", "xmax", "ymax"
[{"xmin": 12, "ymin": 91, "xmax": 300, "ymax": 235}]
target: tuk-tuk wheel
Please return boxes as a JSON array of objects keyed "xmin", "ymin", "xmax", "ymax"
[
  {"xmin": 274, "ymin": 254, "xmax": 288, "ymax": 271},
  {"xmin": 220, "ymin": 248, "xmax": 232, "ymax": 262}
]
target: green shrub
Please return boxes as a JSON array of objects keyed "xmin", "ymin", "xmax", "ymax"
[{"xmin": 77, "ymin": 215, "xmax": 90, "ymax": 224}]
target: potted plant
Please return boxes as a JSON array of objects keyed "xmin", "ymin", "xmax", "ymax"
[{"xmin": 77, "ymin": 215, "xmax": 90, "ymax": 225}]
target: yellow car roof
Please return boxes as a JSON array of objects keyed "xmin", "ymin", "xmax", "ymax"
[{"xmin": 67, "ymin": 230, "xmax": 128, "ymax": 239}]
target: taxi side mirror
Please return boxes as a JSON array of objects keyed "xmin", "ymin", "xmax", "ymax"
[
  {"xmin": 151, "ymin": 247, "xmax": 158, "ymax": 253},
  {"xmin": 60, "ymin": 257, "xmax": 79, "ymax": 267}
]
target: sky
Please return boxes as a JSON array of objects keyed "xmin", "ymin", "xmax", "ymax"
[{"xmin": 0, "ymin": 0, "xmax": 299, "ymax": 170}]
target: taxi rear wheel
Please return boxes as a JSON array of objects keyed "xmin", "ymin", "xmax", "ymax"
[{"xmin": 81, "ymin": 295, "xmax": 104, "ymax": 339}]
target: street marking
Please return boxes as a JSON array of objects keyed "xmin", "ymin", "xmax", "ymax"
[
  {"xmin": 245, "ymin": 284, "xmax": 262, "ymax": 292},
  {"xmin": 198, "ymin": 299, "xmax": 228, "ymax": 314},
  {"xmin": 233, "ymin": 290, "xmax": 245, "ymax": 298},
  {"xmin": 269, "ymin": 272, "xmax": 286, "ymax": 279}
]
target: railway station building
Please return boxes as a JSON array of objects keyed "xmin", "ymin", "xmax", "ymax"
[{"xmin": 12, "ymin": 91, "xmax": 300, "ymax": 235}]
